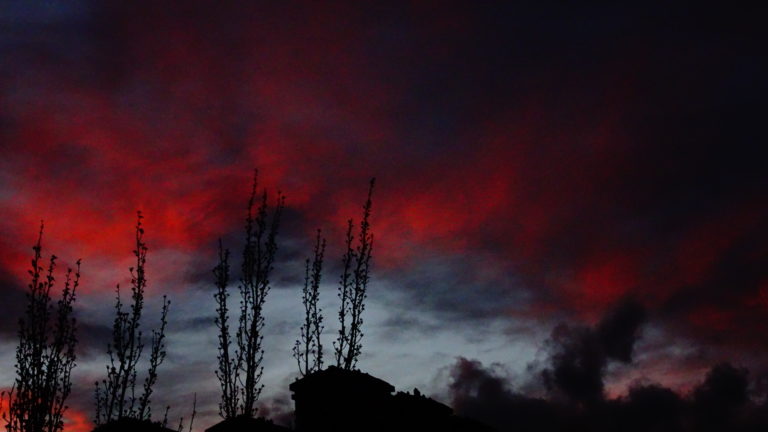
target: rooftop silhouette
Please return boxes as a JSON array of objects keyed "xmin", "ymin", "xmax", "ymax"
[
  {"xmin": 288, "ymin": 366, "xmax": 492, "ymax": 432},
  {"xmin": 91, "ymin": 418, "xmax": 177, "ymax": 432},
  {"xmin": 205, "ymin": 415, "xmax": 290, "ymax": 432}
]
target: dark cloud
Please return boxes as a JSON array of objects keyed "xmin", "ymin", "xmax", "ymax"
[
  {"xmin": 256, "ymin": 393, "xmax": 294, "ymax": 428},
  {"xmin": 74, "ymin": 319, "xmax": 113, "ymax": 357},
  {"xmin": 542, "ymin": 300, "xmax": 646, "ymax": 404},
  {"xmin": 0, "ymin": 273, "xmax": 24, "ymax": 339},
  {"xmin": 440, "ymin": 303, "xmax": 767, "ymax": 430},
  {"xmin": 448, "ymin": 357, "xmax": 569, "ymax": 432},
  {"xmin": 621, "ymin": 384, "xmax": 684, "ymax": 431},
  {"xmin": 446, "ymin": 355, "xmax": 767, "ymax": 432},
  {"xmin": 660, "ymin": 227, "xmax": 768, "ymax": 349},
  {"xmin": 597, "ymin": 301, "xmax": 647, "ymax": 363},
  {"xmin": 542, "ymin": 324, "xmax": 606, "ymax": 405},
  {"xmin": 692, "ymin": 363, "xmax": 750, "ymax": 428},
  {"xmin": 378, "ymin": 253, "xmax": 526, "ymax": 323}
]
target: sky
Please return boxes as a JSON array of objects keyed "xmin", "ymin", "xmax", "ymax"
[{"xmin": 0, "ymin": 2, "xmax": 766, "ymax": 431}]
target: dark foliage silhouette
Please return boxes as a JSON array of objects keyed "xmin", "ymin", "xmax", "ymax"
[
  {"xmin": 94, "ymin": 212, "xmax": 171, "ymax": 425},
  {"xmin": 213, "ymin": 169, "xmax": 285, "ymax": 419},
  {"xmin": 334, "ymin": 178, "xmax": 375, "ymax": 370},
  {"xmin": 293, "ymin": 230, "xmax": 326, "ymax": 377},
  {"xmin": 2, "ymin": 223, "xmax": 80, "ymax": 432}
]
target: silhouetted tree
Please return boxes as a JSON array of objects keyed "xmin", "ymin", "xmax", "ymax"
[
  {"xmin": 94, "ymin": 212, "xmax": 171, "ymax": 425},
  {"xmin": 213, "ymin": 240, "xmax": 239, "ymax": 419},
  {"xmin": 214, "ymin": 170, "xmax": 285, "ymax": 419},
  {"xmin": 2, "ymin": 223, "xmax": 80, "ymax": 432},
  {"xmin": 293, "ymin": 229, "xmax": 326, "ymax": 376},
  {"xmin": 334, "ymin": 178, "xmax": 375, "ymax": 370},
  {"xmin": 173, "ymin": 393, "xmax": 196, "ymax": 432}
]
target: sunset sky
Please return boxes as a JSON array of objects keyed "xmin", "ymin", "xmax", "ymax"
[{"xmin": 0, "ymin": 2, "xmax": 766, "ymax": 431}]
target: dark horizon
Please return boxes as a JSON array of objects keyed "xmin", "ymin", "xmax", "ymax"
[{"xmin": 0, "ymin": 2, "xmax": 766, "ymax": 431}]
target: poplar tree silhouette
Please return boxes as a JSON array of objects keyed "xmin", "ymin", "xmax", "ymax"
[
  {"xmin": 334, "ymin": 178, "xmax": 375, "ymax": 370},
  {"xmin": 213, "ymin": 170, "xmax": 285, "ymax": 419},
  {"xmin": 293, "ymin": 229, "xmax": 326, "ymax": 376},
  {"xmin": 94, "ymin": 212, "xmax": 171, "ymax": 425},
  {"xmin": 2, "ymin": 223, "xmax": 80, "ymax": 432},
  {"xmin": 213, "ymin": 241, "xmax": 238, "ymax": 419}
]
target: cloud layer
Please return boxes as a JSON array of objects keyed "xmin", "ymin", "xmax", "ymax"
[{"xmin": 0, "ymin": 2, "xmax": 766, "ymax": 431}]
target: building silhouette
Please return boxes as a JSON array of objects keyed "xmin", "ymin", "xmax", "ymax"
[
  {"xmin": 289, "ymin": 366, "xmax": 493, "ymax": 432},
  {"xmin": 89, "ymin": 367, "xmax": 492, "ymax": 432},
  {"xmin": 205, "ymin": 415, "xmax": 290, "ymax": 432},
  {"xmin": 290, "ymin": 366, "xmax": 394, "ymax": 432},
  {"xmin": 92, "ymin": 418, "xmax": 178, "ymax": 432}
]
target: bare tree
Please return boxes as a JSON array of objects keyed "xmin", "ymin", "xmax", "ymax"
[
  {"xmin": 293, "ymin": 229, "xmax": 327, "ymax": 376},
  {"xmin": 173, "ymin": 393, "xmax": 196, "ymax": 432},
  {"xmin": 213, "ymin": 240, "xmax": 239, "ymax": 419},
  {"xmin": 214, "ymin": 170, "xmax": 285, "ymax": 419},
  {"xmin": 2, "ymin": 222, "xmax": 80, "ymax": 432},
  {"xmin": 334, "ymin": 178, "xmax": 375, "ymax": 370},
  {"xmin": 94, "ymin": 211, "xmax": 171, "ymax": 425}
]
